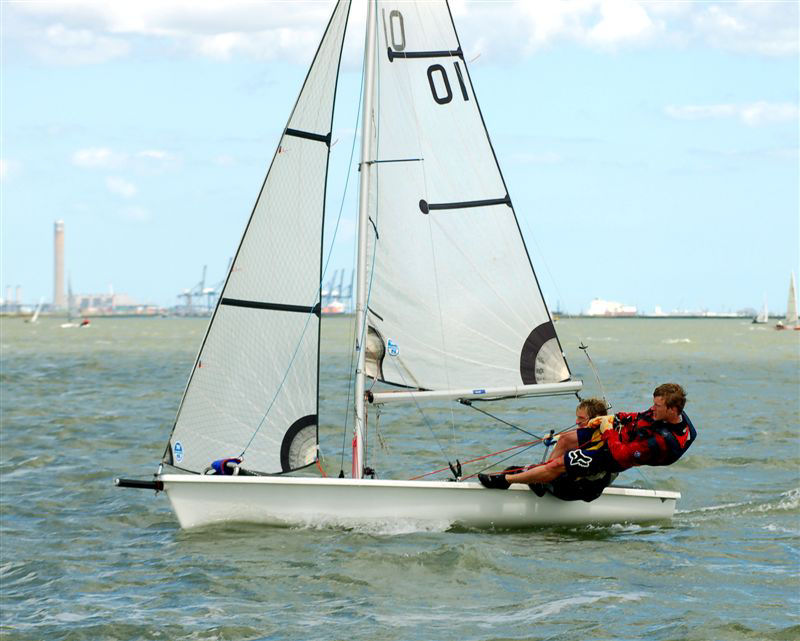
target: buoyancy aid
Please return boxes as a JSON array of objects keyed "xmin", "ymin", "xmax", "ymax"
[{"xmin": 601, "ymin": 410, "xmax": 696, "ymax": 469}]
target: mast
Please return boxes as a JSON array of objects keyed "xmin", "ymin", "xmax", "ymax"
[{"xmin": 353, "ymin": 0, "xmax": 378, "ymax": 479}]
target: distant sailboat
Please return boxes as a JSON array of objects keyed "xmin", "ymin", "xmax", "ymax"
[
  {"xmin": 117, "ymin": 0, "xmax": 680, "ymax": 530},
  {"xmin": 26, "ymin": 297, "xmax": 44, "ymax": 324},
  {"xmin": 775, "ymin": 272, "xmax": 799, "ymax": 330},
  {"xmin": 60, "ymin": 278, "xmax": 87, "ymax": 328},
  {"xmin": 752, "ymin": 296, "xmax": 768, "ymax": 324}
]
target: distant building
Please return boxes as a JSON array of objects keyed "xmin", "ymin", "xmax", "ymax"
[
  {"xmin": 585, "ymin": 298, "xmax": 638, "ymax": 317},
  {"xmin": 54, "ymin": 220, "xmax": 65, "ymax": 309},
  {"xmin": 71, "ymin": 291, "xmax": 161, "ymax": 316}
]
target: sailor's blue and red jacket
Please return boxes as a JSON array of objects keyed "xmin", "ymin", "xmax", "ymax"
[{"xmin": 600, "ymin": 409, "xmax": 696, "ymax": 470}]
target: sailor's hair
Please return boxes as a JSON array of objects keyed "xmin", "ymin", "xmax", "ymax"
[
  {"xmin": 577, "ymin": 397, "xmax": 607, "ymax": 419},
  {"xmin": 654, "ymin": 383, "xmax": 687, "ymax": 412}
]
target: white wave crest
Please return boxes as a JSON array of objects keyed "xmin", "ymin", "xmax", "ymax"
[
  {"xmin": 663, "ymin": 338, "xmax": 692, "ymax": 344},
  {"xmin": 288, "ymin": 514, "xmax": 453, "ymax": 536}
]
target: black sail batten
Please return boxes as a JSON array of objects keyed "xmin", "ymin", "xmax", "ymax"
[
  {"xmin": 285, "ymin": 127, "xmax": 332, "ymax": 146},
  {"xmin": 387, "ymin": 47, "xmax": 463, "ymax": 62},
  {"xmin": 161, "ymin": 0, "xmax": 352, "ymax": 475},
  {"xmin": 221, "ymin": 298, "xmax": 321, "ymax": 317},
  {"xmin": 366, "ymin": 158, "xmax": 423, "ymax": 165},
  {"xmin": 418, "ymin": 195, "xmax": 511, "ymax": 214}
]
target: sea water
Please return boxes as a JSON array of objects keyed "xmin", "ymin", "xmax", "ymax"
[{"xmin": 1, "ymin": 316, "xmax": 798, "ymax": 641}]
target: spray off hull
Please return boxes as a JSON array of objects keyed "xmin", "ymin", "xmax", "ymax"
[{"xmin": 159, "ymin": 474, "xmax": 678, "ymax": 530}]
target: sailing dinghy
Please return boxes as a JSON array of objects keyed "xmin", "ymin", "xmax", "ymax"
[
  {"xmin": 117, "ymin": 0, "xmax": 679, "ymax": 529},
  {"xmin": 775, "ymin": 272, "xmax": 800, "ymax": 330}
]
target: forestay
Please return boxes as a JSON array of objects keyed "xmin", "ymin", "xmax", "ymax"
[
  {"xmin": 363, "ymin": 1, "xmax": 571, "ymax": 394},
  {"xmin": 163, "ymin": 0, "xmax": 351, "ymax": 475}
]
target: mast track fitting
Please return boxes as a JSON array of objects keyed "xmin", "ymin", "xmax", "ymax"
[
  {"xmin": 284, "ymin": 128, "xmax": 332, "ymax": 147},
  {"xmin": 418, "ymin": 195, "xmax": 512, "ymax": 214},
  {"xmin": 387, "ymin": 47, "xmax": 463, "ymax": 62},
  {"xmin": 221, "ymin": 298, "xmax": 321, "ymax": 317}
]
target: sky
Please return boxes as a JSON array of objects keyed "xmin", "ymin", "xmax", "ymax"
[{"xmin": 1, "ymin": 0, "xmax": 798, "ymax": 314}]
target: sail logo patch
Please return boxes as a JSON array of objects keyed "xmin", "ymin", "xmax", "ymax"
[
  {"xmin": 568, "ymin": 450, "xmax": 592, "ymax": 469},
  {"xmin": 174, "ymin": 441, "xmax": 184, "ymax": 463},
  {"xmin": 387, "ymin": 339, "xmax": 399, "ymax": 356}
]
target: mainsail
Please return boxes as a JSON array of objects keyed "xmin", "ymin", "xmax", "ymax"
[
  {"xmin": 163, "ymin": 0, "xmax": 351, "ymax": 475},
  {"xmin": 362, "ymin": 1, "xmax": 570, "ymax": 393}
]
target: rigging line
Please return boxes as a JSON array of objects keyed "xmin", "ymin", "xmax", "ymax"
[
  {"xmin": 360, "ymin": 33, "xmax": 450, "ymax": 468},
  {"xmin": 403, "ymin": 4, "xmax": 459, "ymax": 459},
  {"xmin": 244, "ymin": 5, "xmax": 360, "ymax": 463},
  {"xmin": 466, "ymin": 442, "xmax": 543, "ymax": 478},
  {"xmin": 338, "ymin": 45, "xmax": 367, "ymax": 474},
  {"xmin": 240, "ymin": 308, "xmax": 316, "ymax": 457},
  {"xmin": 409, "ymin": 437, "xmax": 545, "ymax": 480},
  {"xmin": 631, "ymin": 465, "xmax": 657, "ymax": 491},
  {"xmin": 351, "ymin": 3, "xmax": 383, "ymax": 469},
  {"xmin": 579, "ymin": 342, "xmax": 611, "ymax": 411},
  {"xmin": 463, "ymin": 401, "xmax": 548, "ymax": 440},
  {"xmin": 425, "ymin": 177, "xmax": 458, "ymax": 460},
  {"xmin": 388, "ymin": 365, "xmax": 452, "ymax": 463}
]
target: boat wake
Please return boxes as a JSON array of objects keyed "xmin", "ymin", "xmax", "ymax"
[
  {"xmin": 677, "ymin": 488, "xmax": 799, "ymax": 518},
  {"xmin": 288, "ymin": 515, "xmax": 454, "ymax": 536}
]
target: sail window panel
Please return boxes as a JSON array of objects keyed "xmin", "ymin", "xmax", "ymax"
[
  {"xmin": 171, "ymin": 306, "xmax": 319, "ymax": 474},
  {"xmin": 368, "ymin": 166, "xmax": 560, "ymax": 391},
  {"xmin": 223, "ymin": 137, "xmax": 327, "ymax": 307}
]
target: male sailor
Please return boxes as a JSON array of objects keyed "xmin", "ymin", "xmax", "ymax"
[{"xmin": 478, "ymin": 383, "xmax": 696, "ymax": 501}]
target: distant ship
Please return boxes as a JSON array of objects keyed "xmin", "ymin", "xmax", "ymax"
[{"xmin": 585, "ymin": 298, "xmax": 637, "ymax": 317}]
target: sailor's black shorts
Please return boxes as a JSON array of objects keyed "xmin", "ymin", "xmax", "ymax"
[{"xmin": 562, "ymin": 445, "xmax": 617, "ymax": 478}]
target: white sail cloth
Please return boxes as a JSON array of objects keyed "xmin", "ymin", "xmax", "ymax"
[
  {"xmin": 784, "ymin": 272, "xmax": 798, "ymax": 325},
  {"xmin": 164, "ymin": 0, "xmax": 351, "ymax": 475},
  {"xmin": 363, "ymin": 1, "xmax": 570, "ymax": 393}
]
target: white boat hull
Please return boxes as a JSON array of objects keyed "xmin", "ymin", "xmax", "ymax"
[{"xmin": 158, "ymin": 474, "xmax": 679, "ymax": 530}]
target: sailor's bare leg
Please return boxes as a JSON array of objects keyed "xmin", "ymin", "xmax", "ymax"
[
  {"xmin": 504, "ymin": 457, "xmax": 565, "ymax": 485},
  {"xmin": 549, "ymin": 430, "xmax": 579, "ymax": 462}
]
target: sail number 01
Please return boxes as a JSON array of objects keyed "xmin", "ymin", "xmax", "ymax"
[{"xmin": 386, "ymin": 9, "xmax": 469, "ymax": 106}]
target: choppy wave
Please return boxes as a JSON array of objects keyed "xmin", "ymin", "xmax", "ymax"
[
  {"xmin": 284, "ymin": 514, "xmax": 454, "ymax": 536},
  {"xmin": 678, "ymin": 488, "xmax": 800, "ymax": 518},
  {"xmin": 663, "ymin": 338, "xmax": 692, "ymax": 344},
  {"xmin": 3, "ymin": 317, "xmax": 800, "ymax": 641}
]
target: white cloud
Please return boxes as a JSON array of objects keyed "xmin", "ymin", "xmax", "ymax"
[
  {"xmin": 37, "ymin": 24, "xmax": 130, "ymax": 65},
  {"xmin": 665, "ymin": 102, "xmax": 799, "ymax": 126},
  {"xmin": 72, "ymin": 147, "xmax": 176, "ymax": 171},
  {"xmin": 5, "ymin": 0, "xmax": 797, "ymax": 65},
  {"xmin": 587, "ymin": 0, "xmax": 656, "ymax": 47},
  {"xmin": 106, "ymin": 176, "xmax": 137, "ymax": 198},
  {"xmin": 72, "ymin": 147, "xmax": 125, "ymax": 168},
  {"xmin": 688, "ymin": 2, "xmax": 798, "ymax": 56}
]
